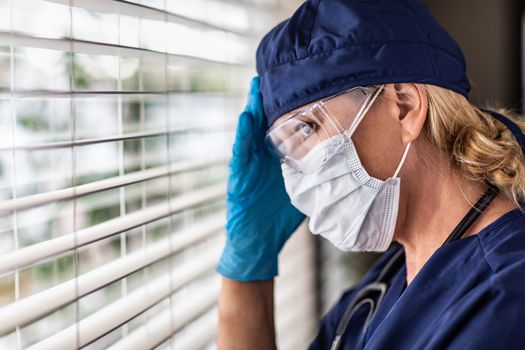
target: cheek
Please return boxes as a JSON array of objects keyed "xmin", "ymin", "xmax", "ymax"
[{"xmin": 351, "ymin": 107, "xmax": 405, "ymax": 180}]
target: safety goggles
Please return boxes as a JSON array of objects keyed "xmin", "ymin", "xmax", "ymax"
[{"xmin": 264, "ymin": 84, "xmax": 384, "ymax": 174}]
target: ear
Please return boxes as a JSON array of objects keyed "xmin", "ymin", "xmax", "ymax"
[{"xmin": 393, "ymin": 83, "xmax": 428, "ymax": 145}]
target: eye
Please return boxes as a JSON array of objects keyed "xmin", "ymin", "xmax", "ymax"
[{"xmin": 296, "ymin": 122, "xmax": 316, "ymax": 138}]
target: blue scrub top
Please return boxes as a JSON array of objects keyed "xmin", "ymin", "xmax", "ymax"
[{"xmin": 309, "ymin": 208, "xmax": 525, "ymax": 349}]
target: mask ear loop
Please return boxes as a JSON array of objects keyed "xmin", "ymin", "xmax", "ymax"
[{"xmin": 393, "ymin": 142, "xmax": 411, "ymax": 178}]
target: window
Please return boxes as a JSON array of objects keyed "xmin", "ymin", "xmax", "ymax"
[{"xmin": 0, "ymin": 0, "xmax": 316, "ymax": 349}]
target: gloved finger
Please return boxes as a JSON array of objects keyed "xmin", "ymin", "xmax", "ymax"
[
  {"xmin": 245, "ymin": 77, "xmax": 261, "ymax": 111},
  {"xmin": 227, "ymin": 112, "xmax": 257, "ymax": 199},
  {"xmin": 245, "ymin": 76, "xmax": 267, "ymax": 135},
  {"xmin": 231, "ymin": 111, "xmax": 256, "ymax": 164}
]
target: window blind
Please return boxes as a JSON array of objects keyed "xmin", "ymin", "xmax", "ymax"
[{"xmin": 0, "ymin": 0, "xmax": 316, "ymax": 349}]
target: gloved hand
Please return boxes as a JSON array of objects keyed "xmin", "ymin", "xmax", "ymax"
[{"xmin": 216, "ymin": 76, "xmax": 305, "ymax": 281}]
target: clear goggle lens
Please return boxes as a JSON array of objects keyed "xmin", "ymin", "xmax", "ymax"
[{"xmin": 264, "ymin": 85, "xmax": 384, "ymax": 174}]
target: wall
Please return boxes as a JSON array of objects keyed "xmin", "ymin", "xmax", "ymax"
[{"xmin": 423, "ymin": 0, "xmax": 524, "ymax": 111}]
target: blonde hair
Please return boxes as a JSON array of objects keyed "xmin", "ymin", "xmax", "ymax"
[{"xmin": 423, "ymin": 84, "xmax": 525, "ymax": 207}]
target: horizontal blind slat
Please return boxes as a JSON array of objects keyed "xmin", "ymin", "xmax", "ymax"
[
  {"xmin": 0, "ymin": 158, "xmax": 227, "ymax": 213},
  {"xmin": 106, "ymin": 282, "xmax": 220, "ymax": 350},
  {"xmin": 170, "ymin": 309, "xmax": 218, "ymax": 350},
  {"xmin": 45, "ymin": 0, "xmax": 258, "ymax": 38},
  {"xmin": 0, "ymin": 31, "xmax": 250, "ymax": 67},
  {"xmin": 0, "ymin": 124, "xmax": 234, "ymax": 151},
  {"xmin": 0, "ymin": 90, "xmax": 244, "ymax": 99}
]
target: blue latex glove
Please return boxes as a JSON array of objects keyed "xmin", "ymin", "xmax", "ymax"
[{"xmin": 216, "ymin": 76, "xmax": 305, "ymax": 281}]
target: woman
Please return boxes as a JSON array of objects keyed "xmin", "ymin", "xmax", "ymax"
[{"xmin": 216, "ymin": 0, "xmax": 525, "ymax": 349}]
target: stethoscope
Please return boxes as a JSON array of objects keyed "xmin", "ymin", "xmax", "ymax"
[{"xmin": 330, "ymin": 184, "xmax": 500, "ymax": 350}]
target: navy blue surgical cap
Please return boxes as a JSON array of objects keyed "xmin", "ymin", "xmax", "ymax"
[{"xmin": 256, "ymin": 0, "xmax": 471, "ymax": 126}]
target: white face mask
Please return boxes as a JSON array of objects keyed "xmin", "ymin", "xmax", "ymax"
[{"xmin": 281, "ymin": 136, "xmax": 411, "ymax": 252}]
